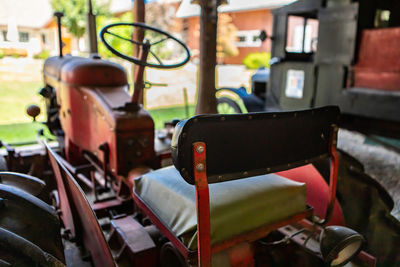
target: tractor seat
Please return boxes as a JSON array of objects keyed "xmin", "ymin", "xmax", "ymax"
[
  {"xmin": 133, "ymin": 106, "xmax": 340, "ymax": 263},
  {"xmin": 134, "ymin": 166, "xmax": 306, "ymax": 250}
]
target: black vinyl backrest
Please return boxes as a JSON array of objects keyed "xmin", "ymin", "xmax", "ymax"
[{"xmin": 171, "ymin": 106, "xmax": 340, "ymax": 184}]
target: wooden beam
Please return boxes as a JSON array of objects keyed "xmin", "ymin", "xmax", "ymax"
[
  {"xmin": 132, "ymin": 0, "xmax": 145, "ymax": 103},
  {"xmin": 195, "ymin": 0, "xmax": 220, "ymax": 115}
]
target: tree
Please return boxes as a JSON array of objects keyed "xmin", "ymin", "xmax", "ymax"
[
  {"xmin": 97, "ymin": 11, "xmax": 134, "ymax": 58},
  {"xmin": 51, "ymin": 0, "xmax": 110, "ymax": 51}
]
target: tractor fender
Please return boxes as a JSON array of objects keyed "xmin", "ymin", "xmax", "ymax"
[
  {"xmin": 0, "ymin": 227, "xmax": 65, "ymax": 267},
  {"xmin": 216, "ymin": 87, "xmax": 264, "ymax": 113},
  {"xmin": 0, "ymin": 184, "xmax": 64, "ymax": 262},
  {"xmin": 0, "ymin": 172, "xmax": 46, "ymax": 197}
]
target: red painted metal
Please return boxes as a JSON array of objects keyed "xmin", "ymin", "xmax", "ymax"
[
  {"xmin": 132, "ymin": 44, "xmax": 150, "ymax": 104},
  {"xmin": 47, "ymin": 145, "xmax": 116, "ymax": 267},
  {"xmin": 43, "ymin": 56, "xmax": 127, "ymax": 87},
  {"xmin": 211, "ymin": 209, "xmax": 313, "ymax": 255},
  {"xmin": 46, "ymin": 144, "xmax": 77, "ymax": 239},
  {"xmin": 43, "ymin": 56, "xmax": 156, "ymax": 178},
  {"xmin": 132, "ymin": 192, "xmax": 194, "ymax": 260},
  {"xmin": 108, "ymin": 216, "xmax": 157, "ymax": 266},
  {"xmin": 193, "ymin": 142, "xmax": 212, "ymax": 267},
  {"xmin": 277, "ymin": 166, "xmax": 344, "ymax": 226},
  {"xmin": 353, "ymin": 27, "xmax": 400, "ymax": 91},
  {"xmin": 92, "ymin": 198, "xmax": 132, "ymax": 218},
  {"xmin": 325, "ymin": 125, "xmax": 339, "ymax": 225}
]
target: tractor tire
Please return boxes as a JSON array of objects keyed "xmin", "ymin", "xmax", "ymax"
[
  {"xmin": 217, "ymin": 97, "xmax": 242, "ymax": 114},
  {"xmin": 0, "ymin": 183, "xmax": 65, "ymax": 263}
]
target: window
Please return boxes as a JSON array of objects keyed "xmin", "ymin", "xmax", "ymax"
[
  {"xmin": 41, "ymin": 33, "xmax": 46, "ymax": 44},
  {"xmin": 235, "ymin": 30, "xmax": 262, "ymax": 47},
  {"xmin": 286, "ymin": 15, "xmax": 318, "ymax": 53},
  {"xmin": 2, "ymin": 30, "xmax": 7, "ymax": 41},
  {"xmin": 19, "ymin": 32, "xmax": 29, "ymax": 42},
  {"xmin": 374, "ymin": 9, "xmax": 390, "ymax": 28}
]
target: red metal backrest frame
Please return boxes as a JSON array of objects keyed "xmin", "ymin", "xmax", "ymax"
[{"xmin": 193, "ymin": 142, "xmax": 211, "ymax": 266}]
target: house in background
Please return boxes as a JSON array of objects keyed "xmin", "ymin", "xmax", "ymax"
[
  {"xmin": 0, "ymin": 0, "xmax": 80, "ymax": 58},
  {"xmin": 176, "ymin": 0, "xmax": 297, "ymax": 64}
]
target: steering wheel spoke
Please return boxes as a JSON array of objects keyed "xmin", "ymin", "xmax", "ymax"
[
  {"xmin": 100, "ymin": 22, "xmax": 190, "ymax": 69},
  {"xmin": 151, "ymin": 36, "xmax": 170, "ymax": 46},
  {"xmin": 149, "ymin": 50, "xmax": 164, "ymax": 66},
  {"xmin": 104, "ymin": 30, "xmax": 144, "ymax": 46}
]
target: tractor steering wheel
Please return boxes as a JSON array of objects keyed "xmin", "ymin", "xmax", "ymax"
[{"xmin": 100, "ymin": 22, "xmax": 190, "ymax": 69}]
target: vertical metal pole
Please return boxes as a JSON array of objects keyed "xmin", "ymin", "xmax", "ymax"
[
  {"xmin": 195, "ymin": 0, "xmax": 220, "ymax": 115},
  {"xmin": 54, "ymin": 12, "xmax": 64, "ymax": 58},
  {"xmin": 87, "ymin": 0, "xmax": 98, "ymax": 54}
]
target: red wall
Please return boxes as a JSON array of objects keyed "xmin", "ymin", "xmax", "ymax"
[{"xmin": 183, "ymin": 9, "xmax": 273, "ymax": 64}]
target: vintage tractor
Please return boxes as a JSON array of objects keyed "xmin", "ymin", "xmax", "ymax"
[{"xmin": 0, "ymin": 3, "xmax": 398, "ymax": 266}]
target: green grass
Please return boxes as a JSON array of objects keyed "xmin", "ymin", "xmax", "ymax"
[
  {"xmin": 0, "ymin": 122, "xmax": 53, "ymax": 145},
  {"xmin": 148, "ymin": 105, "xmax": 195, "ymax": 129},
  {"xmin": 0, "ymin": 81, "xmax": 45, "ymax": 124}
]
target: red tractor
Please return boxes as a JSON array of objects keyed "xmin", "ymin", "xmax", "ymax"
[{"xmin": 0, "ymin": 5, "xmax": 398, "ymax": 267}]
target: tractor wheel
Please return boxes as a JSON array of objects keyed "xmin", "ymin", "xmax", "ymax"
[{"xmin": 217, "ymin": 97, "xmax": 242, "ymax": 114}]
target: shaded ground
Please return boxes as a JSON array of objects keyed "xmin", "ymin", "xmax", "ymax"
[{"xmin": 338, "ymin": 129, "xmax": 400, "ymax": 220}]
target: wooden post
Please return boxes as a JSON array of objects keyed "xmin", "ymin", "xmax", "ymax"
[
  {"xmin": 132, "ymin": 0, "xmax": 146, "ymax": 104},
  {"xmin": 133, "ymin": 0, "xmax": 145, "ymax": 57},
  {"xmin": 195, "ymin": 0, "xmax": 220, "ymax": 115}
]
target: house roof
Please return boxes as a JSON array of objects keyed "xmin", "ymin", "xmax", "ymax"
[
  {"xmin": 176, "ymin": 0, "xmax": 296, "ymax": 18},
  {"xmin": 0, "ymin": 0, "xmax": 53, "ymax": 29},
  {"xmin": 110, "ymin": 0, "xmax": 181, "ymax": 14}
]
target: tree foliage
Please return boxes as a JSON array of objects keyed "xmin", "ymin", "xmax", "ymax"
[
  {"xmin": 97, "ymin": 12, "xmax": 134, "ymax": 58},
  {"xmin": 51, "ymin": 0, "xmax": 110, "ymax": 38}
]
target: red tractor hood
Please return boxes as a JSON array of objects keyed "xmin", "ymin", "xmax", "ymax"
[{"xmin": 43, "ymin": 55, "xmax": 128, "ymax": 88}]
